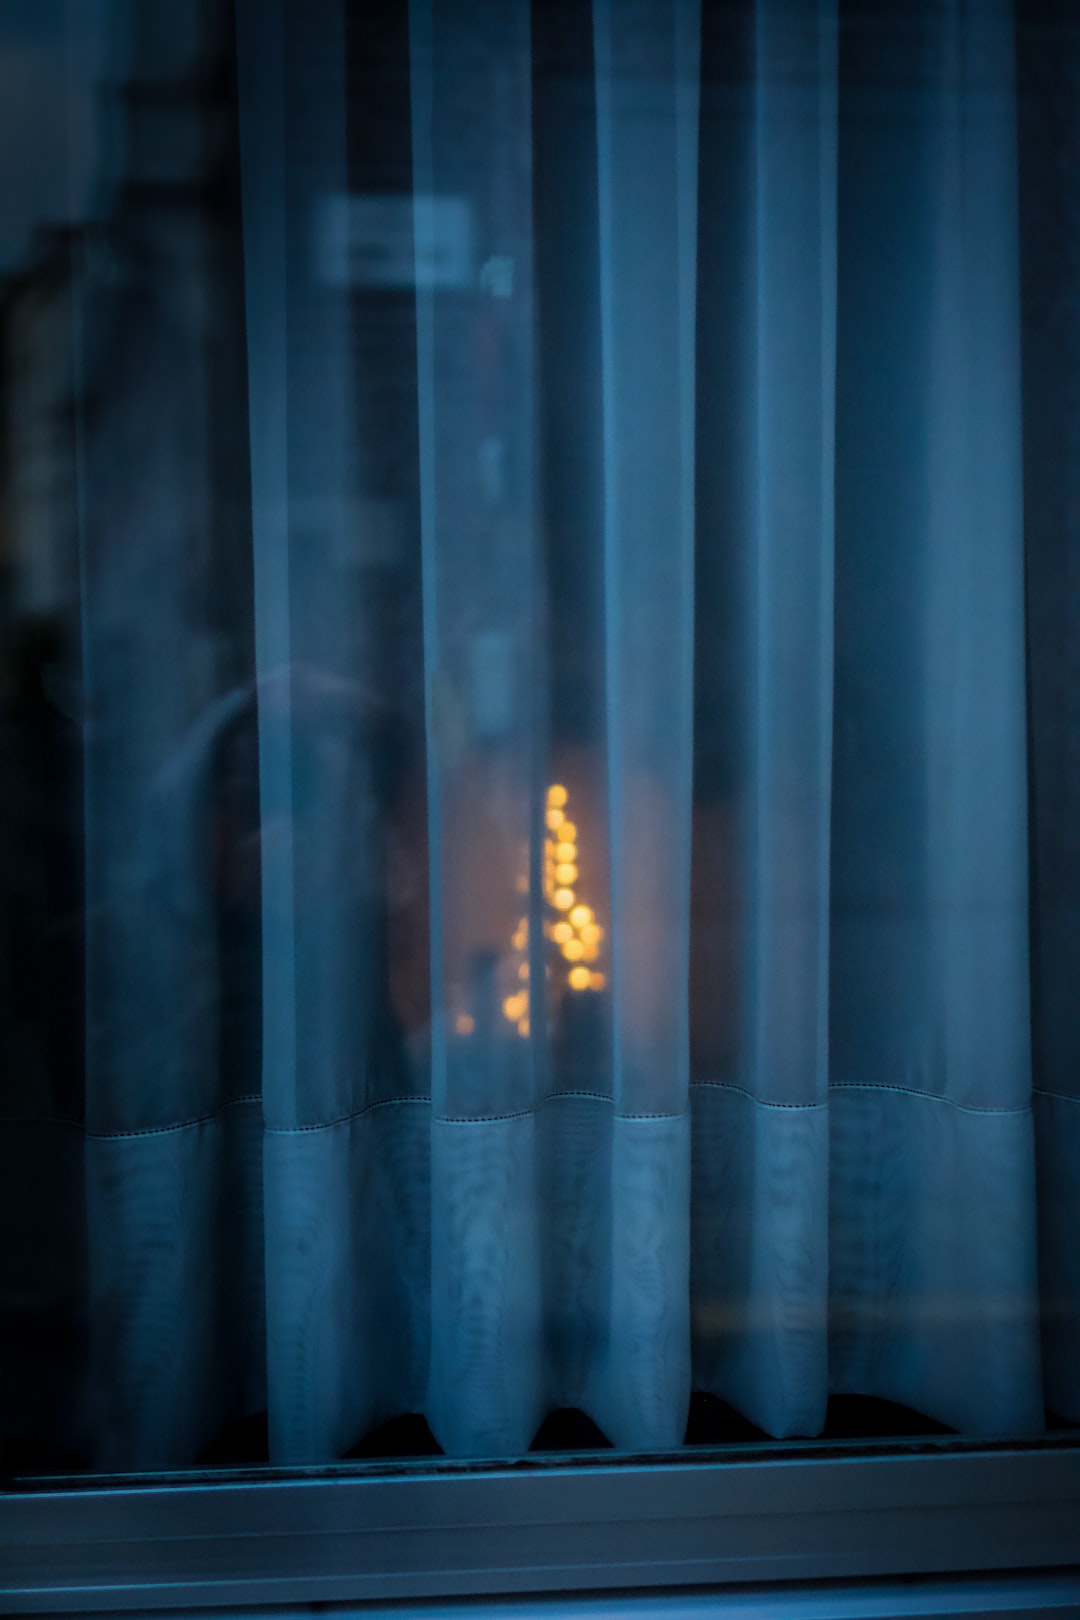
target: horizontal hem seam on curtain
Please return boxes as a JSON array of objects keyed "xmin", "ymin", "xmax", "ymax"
[
  {"xmin": 692, "ymin": 1080, "xmax": 1032, "ymax": 1117},
  {"xmin": 830, "ymin": 1081, "xmax": 1029, "ymax": 1116},
  {"xmin": 0, "ymin": 1094, "xmax": 263, "ymax": 1138},
  {"xmin": 9, "ymin": 1085, "xmax": 1048, "ymax": 1140},
  {"xmin": 433, "ymin": 1095, "xmax": 687, "ymax": 1125},
  {"xmin": 691, "ymin": 1081, "xmax": 827, "ymax": 1112},
  {"xmin": 264, "ymin": 1096, "xmax": 431, "ymax": 1131},
  {"xmin": 0, "ymin": 1092, "xmax": 688, "ymax": 1138}
]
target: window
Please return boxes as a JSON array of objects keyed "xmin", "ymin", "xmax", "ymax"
[{"xmin": 2, "ymin": 0, "xmax": 1079, "ymax": 1610}]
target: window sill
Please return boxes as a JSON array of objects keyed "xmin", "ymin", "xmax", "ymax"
[{"xmin": 3, "ymin": 1436, "xmax": 1080, "ymax": 1613}]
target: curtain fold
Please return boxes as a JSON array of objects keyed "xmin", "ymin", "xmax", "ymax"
[
  {"xmin": 689, "ymin": 0, "xmax": 836, "ymax": 1439},
  {"xmin": 829, "ymin": 0, "xmax": 1041, "ymax": 1434},
  {"xmin": 586, "ymin": 0, "xmax": 699, "ymax": 1450},
  {"xmin": 408, "ymin": 0, "xmax": 547, "ymax": 1457},
  {"xmin": 9, "ymin": 0, "xmax": 1078, "ymax": 1471}
]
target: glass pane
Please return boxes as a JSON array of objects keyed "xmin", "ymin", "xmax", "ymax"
[{"xmin": 1, "ymin": 0, "xmax": 1078, "ymax": 1476}]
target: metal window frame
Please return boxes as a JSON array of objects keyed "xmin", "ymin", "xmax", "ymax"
[{"xmin": 3, "ymin": 1437, "xmax": 1080, "ymax": 1614}]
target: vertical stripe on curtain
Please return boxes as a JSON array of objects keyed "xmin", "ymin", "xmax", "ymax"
[
  {"xmin": 690, "ymin": 0, "xmax": 836, "ymax": 1440},
  {"xmin": 239, "ymin": 0, "xmax": 433, "ymax": 1464},
  {"xmin": 410, "ymin": 0, "xmax": 544, "ymax": 1457},
  {"xmin": 584, "ymin": 0, "xmax": 699, "ymax": 1451},
  {"xmin": 81, "ymin": 19, "xmax": 265, "ymax": 1465},
  {"xmin": 828, "ymin": 0, "xmax": 1041, "ymax": 1435}
]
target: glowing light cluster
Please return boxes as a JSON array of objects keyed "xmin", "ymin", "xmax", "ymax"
[
  {"xmin": 539, "ymin": 785, "xmax": 604, "ymax": 995},
  {"xmin": 502, "ymin": 986, "xmax": 530, "ymax": 1037},
  {"xmin": 500, "ymin": 784, "xmax": 608, "ymax": 1035},
  {"xmin": 452, "ymin": 783, "xmax": 606, "ymax": 1041}
]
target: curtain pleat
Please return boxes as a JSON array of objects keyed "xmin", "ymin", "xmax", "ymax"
[
  {"xmin": 79, "ymin": 209, "xmax": 261, "ymax": 1467},
  {"xmin": 588, "ymin": 0, "xmax": 699, "ymax": 1450},
  {"xmin": 410, "ymin": 0, "xmax": 545, "ymax": 1456},
  {"xmin": 689, "ymin": 0, "xmax": 836, "ymax": 1438},
  {"xmin": 238, "ymin": 0, "xmax": 416, "ymax": 1463},
  {"xmin": 829, "ymin": 0, "xmax": 1041, "ymax": 1434}
]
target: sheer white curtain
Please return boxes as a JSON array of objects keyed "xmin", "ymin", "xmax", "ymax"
[
  {"xmin": 689, "ymin": 0, "xmax": 836, "ymax": 1437},
  {"xmin": 66, "ymin": 0, "xmax": 1077, "ymax": 1469}
]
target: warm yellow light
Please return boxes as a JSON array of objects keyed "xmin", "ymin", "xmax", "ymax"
[
  {"xmin": 569, "ymin": 904, "xmax": 593, "ymax": 929},
  {"xmin": 582, "ymin": 941, "xmax": 599, "ymax": 962},
  {"xmin": 546, "ymin": 807, "xmax": 565, "ymax": 830},
  {"xmin": 568, "ymin": 965, "xmax": 591, "ymax": 991},
  {"xmin": 547, "ymin": 784, "xmax": 568, "ymax": 808},
  {"xmin": 553, "ymin": 887, "xmax": 575, "ymax": 911},
  {"xmin": 589, "ymin": 972, "xmax": 607, "ymax": 990},
  {"xmin": 552, "ymin": 921, "xmax": 573, "ymax": 944},
  {"xmin": 517, "ymin": 1018, "xmax": 530, "ymax": 1038},
  {"xmin": 556, "ymin": 842, "xmax": 576, "ymax": 862},
  {"xmin": 555, "ymin": 863, "xmax": 578, "ymax": 884},
  {"xmin": 455, "ymin": 1014, "xmax": 475, "ymax": 1035},
  {"xmin": 518, "ymin": 962, "xmax": 530, "ymax": 981},
  {"xmin": 512, "ymin": 929, "xmax": 527, "ymax": 952},
  {"xmin": 562, "ymin": 939, "xmax": 584, "ymax": 962},
  {"xmin": 503, "ymin": 993, "xmax": 527, "ymax": 1022},
  {"xmin": 559, "ymin": 821, "xmax": 577, "ymax": 842},
  {"xmin": 581, "ymin": 923, "xmax": 601, "ymax": 946}
]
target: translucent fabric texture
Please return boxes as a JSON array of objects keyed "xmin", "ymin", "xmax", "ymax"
[{"xmin": 1, "ymin": 0, "xmax": 1077, "ymax": 1472}]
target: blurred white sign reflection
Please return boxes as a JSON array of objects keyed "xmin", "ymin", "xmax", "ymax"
[{"xmin": 316, "ymin": 193, "xmax": 474, "ymax": 288}]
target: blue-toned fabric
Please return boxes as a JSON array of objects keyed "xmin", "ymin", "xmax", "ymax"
[{"xmin": 11, "ymin": 0, "xmax": 1074, "ymax": 1470}]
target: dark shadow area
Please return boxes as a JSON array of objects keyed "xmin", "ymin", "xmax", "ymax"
[
  {"xmin": 1046, "ymin": 1409, "xmax": 1080, "ymax": 1432},
  {"xmin": 685, "ymin": 1392, "xmax": 954, "ymax": 1447},
  {"xmin": 684, "ymin": 1391, "xmax": 770, "ymax": 1446},
  {"xmin": 0, "ymin": 1430, "xmax": 90, "ymax": 1482},
  {"xmin": 346, "ymin": 1412, "xmax": 444, "ymax": 1459},
  {"xmin": 822, "ymin": 1396, "xmax": 952, "ymax": 1440},
  {"xmin": 530, "ymin": 1407, "xmax": 613, "ymax": 1452},
  {"xmin": 195, "ymin": 1411, "xmax": 270, "ymax": 1468}
]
